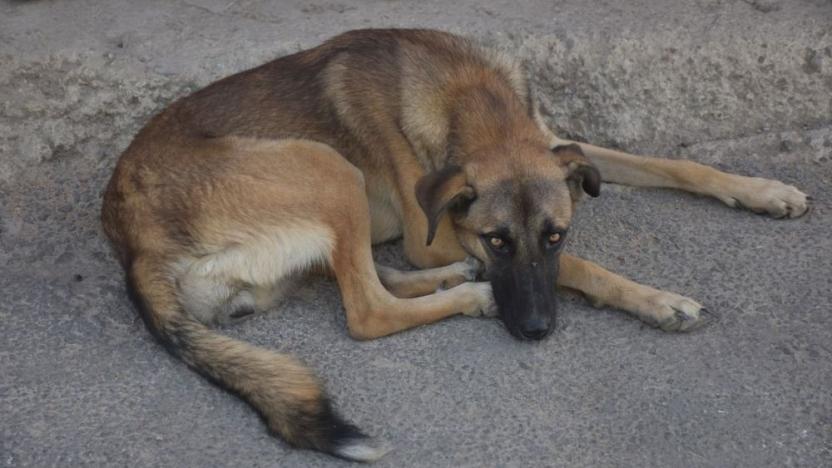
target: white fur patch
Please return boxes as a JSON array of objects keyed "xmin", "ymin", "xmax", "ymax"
[
  {"xmin": 335, "ymin": 438, "xmax": 392, "ymax": 463},
  {"xmin": 192, "ymin": 222, "xmax": 335, "ymax": 287}
]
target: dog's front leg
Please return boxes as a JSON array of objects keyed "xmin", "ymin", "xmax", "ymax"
[
  {"xmin": 375, "ymin": 257, "xmax": 482, "ymax": 298},
  {"xmin": 557, "ymin": 254, "xmax": 715, "ymax": 331},
  {"xmin": 549, "ymin": 136, "xmax": 809, "ymax": 219},
  {"xmin": 326, "ymin": 169, "xmax": 495, "ymax": 340}
]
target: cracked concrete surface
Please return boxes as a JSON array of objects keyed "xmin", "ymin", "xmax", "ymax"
[{"xmin": 1, "ymin": 1, "xmax": 830, "ymax": 467}]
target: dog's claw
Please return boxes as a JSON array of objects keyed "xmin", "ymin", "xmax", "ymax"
[
  {"xmin": 657, "ymin": 304, "xmax": 714, "ymax": 332},
  {"xmin": 699, "ymin": 307, "xmax": 720, "ymax": 324}
]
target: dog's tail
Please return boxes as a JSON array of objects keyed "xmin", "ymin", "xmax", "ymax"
[{"xmin": 126, "ymin": 256, "xmax": 390, "ymax": 462}]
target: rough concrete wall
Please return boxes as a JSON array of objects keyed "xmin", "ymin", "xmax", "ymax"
[{"xmin": 1, "ymin": 1, "xmax": 829, "ymax": 184}]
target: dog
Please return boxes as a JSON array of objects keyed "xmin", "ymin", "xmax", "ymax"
[{"xmin": 101, "ymin": 29, "xmax": 809, "ymax": 462}]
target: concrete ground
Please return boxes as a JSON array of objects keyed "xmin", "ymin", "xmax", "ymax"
[{"xmin": 1, "ymin": 0, "xmax": 830, "ymax": 466}]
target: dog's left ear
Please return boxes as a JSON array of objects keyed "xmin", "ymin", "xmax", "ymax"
[
  {"xmin": 416, "ymin": 165, "xmax": 476, "ymax": 246},
  {"xmin": 552, "ymin": 144, "xmax": 601, "ymax": 198}
]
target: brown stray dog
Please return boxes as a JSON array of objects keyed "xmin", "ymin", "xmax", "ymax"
[{"xmin": 101, "ymin": 29, "xmax": 809, "ymax": 461}]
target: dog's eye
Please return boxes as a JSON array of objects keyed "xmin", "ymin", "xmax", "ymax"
[
  {"xmin": 545, "ymin": 231, "xmax": 566, "ymax": 249},
  {"xmin": 482, "ymin": 233, "xmax": 510, "ymax": 253}
]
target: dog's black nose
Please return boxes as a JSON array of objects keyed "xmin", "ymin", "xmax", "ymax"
[{"xmin": 520, "ymin": 318, "xmax": 550, "ymax": 340}]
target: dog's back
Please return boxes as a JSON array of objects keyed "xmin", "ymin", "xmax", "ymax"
[{"xmin": 111, "ymin": 29, "xmax": 530, "ymax": 175}]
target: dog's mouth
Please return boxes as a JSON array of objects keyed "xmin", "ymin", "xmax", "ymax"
[{"xmin": 500, "ymin": 315, "xmax": 555, "ymax": 341}]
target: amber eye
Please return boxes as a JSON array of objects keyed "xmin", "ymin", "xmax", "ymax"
[
  {"xmin": 482, "ymin": 233, "xmax": 511, "ymax": 253},
  {"xmin": 548, "ymin": 233, "xmax": 561, "ymax": 245}
]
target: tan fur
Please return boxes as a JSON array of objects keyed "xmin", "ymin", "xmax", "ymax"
[{"xmin": 101, "ymin": 28, "xmax": 809, "ymax": 461}]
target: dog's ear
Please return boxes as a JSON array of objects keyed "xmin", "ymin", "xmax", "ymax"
[
  {"xmin": 552, "ymin": 144, "xmax": 601, "ymax": 198},
  {"xmin": 415, "ymin": 165, "xmax": 476, "ymax": 246}
]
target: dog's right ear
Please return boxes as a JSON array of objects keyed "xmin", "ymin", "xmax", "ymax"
[
  {"xmin": 415, "ymin": 165, "xmax": 475, "ymax": 246},
  {"xmin": 552, "ymin": 144, "xmax": 601, "ymax": 198}
]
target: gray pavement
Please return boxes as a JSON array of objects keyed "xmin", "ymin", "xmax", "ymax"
[{"xmin": 1, "ymin": 1, "xmax": 831, "ymax": 466}]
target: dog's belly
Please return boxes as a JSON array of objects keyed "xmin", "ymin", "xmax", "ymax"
[{"xmin": 368, "ymin": 194, "xmax": 403, "ymax": 244}]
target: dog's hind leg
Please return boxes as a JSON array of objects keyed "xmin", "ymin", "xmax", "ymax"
[
  {"xmin": 547, "ymin": 135, "xmax": 809, "ymax": 219},
  {"xmin": 375, "ymin": 257, "xmax": 482, "ymax": 298},
  {"xmin": 557, "ymin": 254, "xmax": 715, "ymax": 332}
]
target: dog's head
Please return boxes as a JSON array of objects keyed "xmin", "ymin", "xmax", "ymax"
[{"xmin": 417, "ymin": 142, "xmax": 600, "ymax": 340}]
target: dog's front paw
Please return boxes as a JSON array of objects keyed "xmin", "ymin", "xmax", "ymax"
[
  {"xmin": 458, "ymin": 256, "xmax": 484, "ymax": 281},
  {"xmin": 436, "ymin": 257, "xmax": 484, "ymax": 291},
  {"xmin": 459, "ymin": 282, "xmax": 498, "ymax": 317},
  {"xmin": 720, "ymin": 177, "xmax": 809, "ymax": 219},
  {"xmin": 635, "ymin": 290, "xmax": 715, "ymax": 332}
]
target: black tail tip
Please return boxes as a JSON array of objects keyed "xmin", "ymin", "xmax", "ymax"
[
  {"xmin": 325, "ymin": 413, "xmax": 391, "ymax": 462},
  {"xmin": 312, "ymin": 401, "xmax": 390, "ymax": 462}
]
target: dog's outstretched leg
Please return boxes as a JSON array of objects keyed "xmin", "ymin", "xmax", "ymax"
[
  {"xmin": 548, "ymin": 136, "xmax": 809, "ymax": 218},
  {"xmin": 558, "ymin": 254, "xmax": 714, "ymax": 332}
]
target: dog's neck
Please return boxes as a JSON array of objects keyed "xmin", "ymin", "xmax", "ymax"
[{"xmin": 446, "ymin": 81, "xmax": 544, "ymax": 163}]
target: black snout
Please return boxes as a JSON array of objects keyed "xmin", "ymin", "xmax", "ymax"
[
  {"xmin": 488, "ymin": 253, "xmax": 560, "ymax": 341},
  {"xmin": 519, "ymin": 317, "xmax": 551, "ymax": 340}
]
